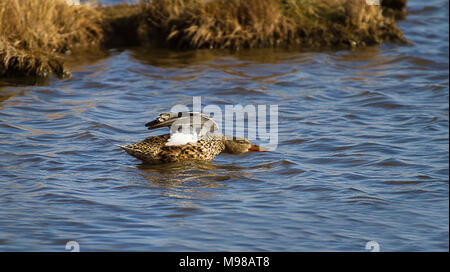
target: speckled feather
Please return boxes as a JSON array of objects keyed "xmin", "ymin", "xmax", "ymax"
[{"xmin": 120, "ymin": 133, "xmax": 226, "ymax": 163}]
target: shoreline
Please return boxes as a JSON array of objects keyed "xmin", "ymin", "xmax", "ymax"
[{"xmin": 0, "ymin": 0, "xmax": 408, "ymax": 79}]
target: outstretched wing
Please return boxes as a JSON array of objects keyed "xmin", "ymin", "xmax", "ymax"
[{"xmin": 145, "ymin": 112, "xmax": 218, "ymax": 135}]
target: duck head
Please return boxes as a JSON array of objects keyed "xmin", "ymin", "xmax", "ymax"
[{"xmin": 223, "ymin": 137, "xmax": 269, "ymax": 154}]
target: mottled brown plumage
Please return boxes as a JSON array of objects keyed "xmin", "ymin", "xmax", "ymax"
[
  {"xmin": 119, "ymin": 112, "xmax": 267, "ymax": 164},
  {"xmin": 119, "ymin": 133, "xmax": 227, "ymax": 163}
]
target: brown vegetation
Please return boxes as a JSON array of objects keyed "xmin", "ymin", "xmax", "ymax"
[
  {"xmin": 138, "ymin": 0, "xmax": 406, "ymax": 50},
  {"xmin": 381, "ymin": 0, "xmax": 407, "ymax": 19},
  {"xmin": 140, "ymin": 0, "xmax": 296, "ymax": 49},
  {"xmin": 100, "ymin": 3, "xmax": 143, "ymax": 47},
  {"xmin": 0, "ymin": 0, "xmax": 103, "ymax": 78},
  {"xmin": 1, "ymin": 0, "xmax": 407, "ymax": 78}
]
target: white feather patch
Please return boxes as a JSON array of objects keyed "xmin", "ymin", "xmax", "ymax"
[{"xmin": 165, "ymin": 132, "xmax": 198, "ymax": 146}]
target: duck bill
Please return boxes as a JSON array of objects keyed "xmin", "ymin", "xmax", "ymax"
[{"xmin": 248, "ymin": 144, "xmax": 270, "ymax": 152}]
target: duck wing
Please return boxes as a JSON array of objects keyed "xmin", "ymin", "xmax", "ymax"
[{"xmin": 145, "ymin": 112, "xmax": 218, "ymax": 136}]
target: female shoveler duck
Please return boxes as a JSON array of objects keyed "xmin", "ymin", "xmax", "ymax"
[{"xmin": 118, "ymin": 112, "xmax": 267, "ymax": 164}]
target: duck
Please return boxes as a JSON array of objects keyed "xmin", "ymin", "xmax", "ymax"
[{"xmin": 118, "ymin": 112, "xmax": 267, "ymax": 164}]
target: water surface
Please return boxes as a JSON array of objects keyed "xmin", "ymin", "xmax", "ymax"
[{"xmin": 0, "ymin": 0, "xmax": 448, "ymax": 251}]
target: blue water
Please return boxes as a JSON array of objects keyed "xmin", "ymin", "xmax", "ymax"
[{"xmin": 0, "ymin": 0, "xmax": 448, "ymax": 251}]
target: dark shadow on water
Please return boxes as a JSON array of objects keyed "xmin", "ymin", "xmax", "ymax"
[
  {"xmin": 129, "ymin": 46, "xmax": 320, "ymax": 68},
  {"xmin": 0, "ymin": 76, "xmax": 50, "ymax": 88},
  {"xmin": 137, "ymin": 160, "xmax": 219, "ymax": 174},
  {"xmin": 137, "ymin": 160, "xmax": 225, "ymax": 183}
]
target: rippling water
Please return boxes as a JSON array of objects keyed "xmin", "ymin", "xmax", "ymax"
[{"xmin": 0, "ymin": 0, "xmax": 448, "ymax": 251}]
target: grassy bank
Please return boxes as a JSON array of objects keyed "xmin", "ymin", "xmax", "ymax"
[
  {"xmin": 1, "ymin": 0, "xmax": 407, "ymax": 78},
  {"xmin": 137, "ymin": 0, "xmax": 406, "ymax": 50},
  {"xmin": 0, "ymin": 0, "xmax": 103, "ymax": 78}
]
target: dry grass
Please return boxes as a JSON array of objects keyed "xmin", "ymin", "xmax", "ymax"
[
  {"xmin": 139, "ymin": 0, "xmax": 405, "ymax": 50},
  {"xmin": 281, "ymin": 0, "xmax": 406, "ymax": 47},
  {"xmin": 0, "ymin": 0, "xmax": 103, "ymax": 77},
  {"xmin": 141, "ymin": 0, "xmax": 297, "ymax": 49}
]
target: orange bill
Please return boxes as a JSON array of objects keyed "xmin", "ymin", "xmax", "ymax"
[{"xmin": 248, "ymin": 144, "xmax": 270, "ymax": 152}]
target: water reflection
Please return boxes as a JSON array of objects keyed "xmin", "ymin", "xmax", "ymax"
[{"xmin": 135, "ymin": 161, "xmax": 223, "ymax": 200}]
